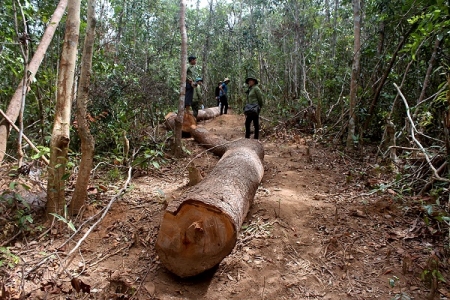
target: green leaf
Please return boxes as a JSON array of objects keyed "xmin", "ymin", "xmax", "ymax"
[
  {"xmin": 61, "ymin": 173, "xmax": 71, "ymax": 181},
  {"xmin": 67, "ymin": 221, "xmax": 76, "ymax": 232},
  {"xmin": 9, "ymin": 182, "xmax": 17, "ymax": 190}
]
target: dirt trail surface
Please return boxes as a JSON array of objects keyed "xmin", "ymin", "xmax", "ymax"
[{"xmin": 1, "ymin": 110, "xmax": 449, "ymax": 299}]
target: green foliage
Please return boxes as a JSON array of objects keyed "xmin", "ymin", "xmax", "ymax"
[
  {"xmin": 0, "ymin": 247, "xmax": 20, "ymax": 268},
  {"xmin": 49, "ymin": 205, "xmax": 76, "ymax": 232},
  {"xmin": 107, "ymin": 167, "xmax": 122, "ymax": 181},
  {"xmin": 0, "ymin": 184, "xmax": 34, "ymax": 232}
]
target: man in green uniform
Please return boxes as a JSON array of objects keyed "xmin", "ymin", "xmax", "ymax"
[
  {"xmin": 192, "ymin": 77, "xmax": 203, "ymax": 119},
  {"xmin": 185, "ymin": 55, "xmax": 197, "ymax": 110},
  {"xmin": 244, "ymin": 76, "xmax": 264, "ymax": 139}
]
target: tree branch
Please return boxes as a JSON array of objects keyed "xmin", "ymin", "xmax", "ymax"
[{"xmin": 394, "ymin": 83, "xmax": 450, "ymax": 183}]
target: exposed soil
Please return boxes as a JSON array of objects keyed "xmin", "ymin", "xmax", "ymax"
[{"xmin": 1, "ymin": 110, "xmax": 450, "ymax": 299}]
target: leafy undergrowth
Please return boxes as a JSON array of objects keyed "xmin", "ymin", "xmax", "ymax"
[{"xmin": 0, "ymin": 113, "xmax": 450, "ymax": 299}]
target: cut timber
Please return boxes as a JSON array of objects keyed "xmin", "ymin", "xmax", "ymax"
[
  {"xmin": 165, "ymin": 111, "xmax": 196, "ymax": 132},
  {"xmin": 164, "ymin": 106, "xmax": 220, "ymax": 132},
  {"xmin": 156, "ymin": 138, "xmax": 264, "ymax": 277},
  {"xmin": 196, "ymin": 106, "xmax": 220, "ymax": 121}
]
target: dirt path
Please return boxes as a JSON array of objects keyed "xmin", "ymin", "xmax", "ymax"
[{"xmin": 2, "ymin": 111, "xmax": 446, "ymax": 299}]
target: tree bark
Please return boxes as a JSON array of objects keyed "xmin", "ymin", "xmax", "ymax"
[
  {"xmin": 413, "ymin": 37, "xmax": 442, "ymax": 119},
  {"xmin": 46, "ymin": 0, "xmax": 80, "ymax": 216},
  {"xmin": 0, "ymin": 0, "xmax": 68, "ymax": 164},
  {"xmin": 363, "ymin": 25, "xmax": 416, "ymax": 131},
  {"xmin": 165, "ymin": 107, "xmax": 220, "ymax": 132},
  {"xmin": 346, "ymin": 0, "xmax": 361, "ymax": 150},
  {"xmin": 173, "ymin": 0, "xmax": 187, "ymax": 157},
  {"xmin": 70, "ymin": 0, "xmax": 96, "ymax": 215},
  {"xmin": 156, "ymin": 133, "xmax": 264, "ymax": 278}
]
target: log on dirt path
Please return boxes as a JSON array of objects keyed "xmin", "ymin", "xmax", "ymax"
[
  {"xmin": 164, "ymin": 106, "xmax": 220, "ymax": 132},
  {"xmin": 156, "ymin": 133, "xmax": 264, "ymax": 278}
]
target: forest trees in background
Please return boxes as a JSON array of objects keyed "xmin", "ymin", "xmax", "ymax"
[{"xmin": 0, "ymin": 0, "xmax": 449, "ymax": 202}]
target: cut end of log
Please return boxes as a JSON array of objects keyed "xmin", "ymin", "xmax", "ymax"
[{"xmin": 156, "ymin": 200, "xmax": 236, "ymax": 278}]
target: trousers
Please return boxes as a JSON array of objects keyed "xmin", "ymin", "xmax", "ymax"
[
  {"xmin": 245, "ymin": 113, "xmax": 260, "ymax": 139},
  {"xmin": 220, "ymin": 95, "xmax": 228, "ymax": 115}
]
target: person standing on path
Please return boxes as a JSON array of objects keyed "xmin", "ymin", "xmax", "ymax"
[
  {"xmin": 215, "ymin": 81, "xmax": 222, "ymax": 107},
  {"xmin": 185, "ymin": 55, "xmax": 197, "ymax": 111},
  {"xmin": 244, "ymin": 76, "xmax": 264, "ymax": 139},
  {"xmin": 220, "ymin": 78, "xmax": 230, "ymax": 115},
  {"xmin": 192, "ymin": 77, "xmax": 203, "ymax": 119}
]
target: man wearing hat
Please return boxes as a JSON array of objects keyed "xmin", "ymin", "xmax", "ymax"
[
  {"xmin": 185, "ymin": 55, "xmax": 197, "ymax": 110},
  {"xmin": 244, "ymin": 76, "xmax": 264, "ymax": 139},
  {"xmin": 220, "ymin": 77, "xmax": 230, "ymax": 115},
  {"xmin": 192, "ymin": 77, "xmax": 203, "ymax": 119}
]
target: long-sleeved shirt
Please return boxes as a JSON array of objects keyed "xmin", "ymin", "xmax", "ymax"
[
  {"xmin": 186, "ymin": 64, "xmax": 196, "ymax": 82},
  {"xmin": 193, "ymin": 85, "xmax": 203, "ymax": 104},
  {"xmin": 246, "ymin": 84, "xmax": 264, "ymax": 108}
]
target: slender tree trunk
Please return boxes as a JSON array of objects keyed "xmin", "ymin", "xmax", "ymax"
[
  {"xmin": 346, "ymin": 0, "xmax": 361, "ymax": 150},
  {"xmin": 201, "ymin": 0, "xmax": 213, "ymax": 107},
  {"xmin": 46, "ymin": 0, "xmax": 81, "ymax": 216},
  {"xmin": 13, "ymin": 0, "xmax": 30, "ymax": 167},
  {"xmin": 414, "ymin": 37, "xmax": 442, "ymax": 118},
  {"xmin": 70, "ymin": 0, "xmax": 96, "ymax": 215},
  {"xmin": 331, "ymin": 0, "xmax": 339, "ymax": 59},
  {"xmin": 173, "ymin": 0, "xmax": 187, "ymax": 157},
  {"xmin": 363, "ymin": 25, "xmax": 416, "ymax": 131},
  {"xmin": 0, "ymin": 0, "xmax": 68, "ymax": 164}
]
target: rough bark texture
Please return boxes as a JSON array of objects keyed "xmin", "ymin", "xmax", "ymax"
[
  {"xmin": 196, "ymin": 106, "xmax": 220, "ymax": 121},
  {"xmin": 165, "ymin": 107, "xmax": 220, "ymax": 132},
  {"xmin": 346, "ymin": 0, "xmax": 361, "ymax": 150},
  {"xmin": 0, "ymin": 0, "xmax": 68, "ymax": 163},
  {"xmin": 70, "ymin": 0, "xmax": 96, "ymax": 215},
  {"xmin": 165, "ymin": 111, "xmax": 196, "ymax": 133},
  {"xmin": 46, "ymin": 0, "xmax": 80, "ymax": 216},
  {"xmin": 156, "ymin": 136, "xmax": 264, "ymax": 278},
  {"xmin": 173, "ymin": 0, "xmax": 187, "ymax": 157}
]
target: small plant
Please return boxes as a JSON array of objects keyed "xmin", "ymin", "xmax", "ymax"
[
  {"xmin": 107, "ymin": 167, "xmax": 122, "ymax": 181},
  {"xmin": 49, "ymin": 205, "xmax": 76, "ymax": 232},
  {"xmin": 389, "ymin": 275, "xmax": 399, "ymax": 288},
  {"xmin": 0, "ymin": 247, "xmax": 20, "ymax": 268},
  {"xmin": 31, "ymin": 145, "xmax": 50, "ymax": 160},
  {"xmin": 0, "ymin": 184, "xmax": 34, "ymax": 231}
]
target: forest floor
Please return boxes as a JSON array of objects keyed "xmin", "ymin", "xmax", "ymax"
[{"xmin": 1, "ymin": 110, "xmax": 450, "ymax": 299}]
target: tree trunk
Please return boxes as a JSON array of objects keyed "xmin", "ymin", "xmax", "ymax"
[
  {"xmin": 0, "ymin": 0, "xmax": 68, "ymax": 164},
  {"xmin": 173, "ymin": 0, "xmax": 187, "ymax": 157},
  {"xmin": 413, "ymin": 37, "xmax": 442, "ymax": 119},
  {"xmin": 165, "ymin": 107, "xmax": 220, "ymax": 132},
  {"xmin": 363, "ymin": 25, "xmax": 416, "ymax": 131},
  {"xmin": 156, "ymin": 132, "xmax": 264, "ymax": 278},
  {"xmin": 46, "ymin": 0, "xmax": 80, "ymax": 216},
  {"xmin": 70, "ymin": 0, "xmax": 96, "ymax": 215},
  {"xmin": 346, "ymin": 0, "xmax": 361, "ymax": 150}
]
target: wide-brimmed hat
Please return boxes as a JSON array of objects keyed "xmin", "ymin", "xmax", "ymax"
[
  {"xmin": 223, "ymin": 77, "xmax": 230, "ymax": 82},
  {"xmin": 195, "ymin": 77, "xmax": 203, "ymax": 82},
  {"xmin": 188, "ymin": 55, "xmax": 197, "ymax": 61},
  {"xmin": 245, "ymin": 76, "xmax": 258, "ymax": 84}
]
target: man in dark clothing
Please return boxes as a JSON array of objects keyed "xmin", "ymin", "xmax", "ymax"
[
  {"xmin": 220, "ymin": 77, "xmax": 230, "ymax": 115},
  {"xmin": 185, "ymin": 55, "xmax": 197, "ymax": 110},
  {"xmin": 244, "ymin": 76, "xmax": 264, "ymax": 139},
  {"xmin": 215, "ymin": 81, "xmax": 222, "ymax": 107}
]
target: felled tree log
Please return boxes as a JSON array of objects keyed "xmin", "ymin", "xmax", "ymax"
[
  {"xmin": 164, "ymin": 106, "xmax": 220, "ymax": 132},
  {"xmin": 196, "ymin": 106, "xmax": 220, "ymax": 121},
  {"xmin": 156, "ymin": 136, "xmax": 264, "ymax": 277},
  {"xmin": 164, "ymin": 111, "xmax": 196, "ymax": 132}
]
